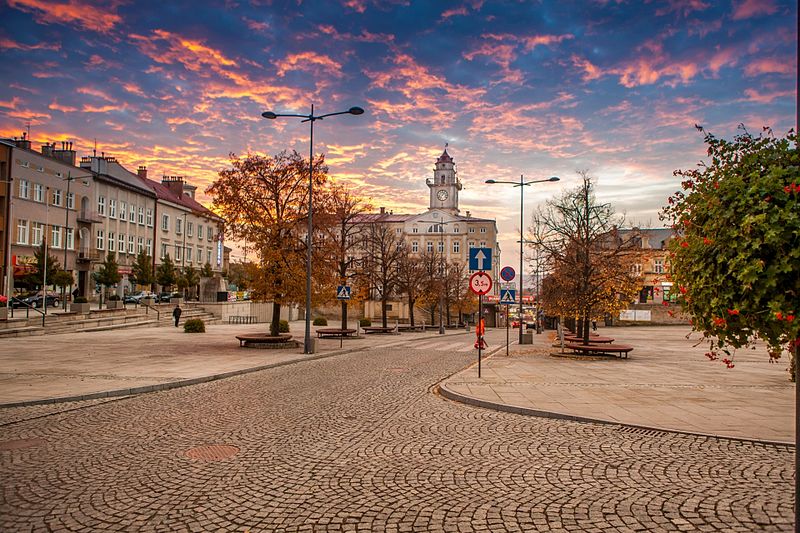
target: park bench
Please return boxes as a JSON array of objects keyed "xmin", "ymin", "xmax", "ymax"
[
  {"xmin": 563, "ymin": 335, "xmax": 615, "ymax": 344},
  {"xmin": 236, "ymin": 334, "xmax": 292, "ymax": 347},
  {"xmin": 565, "ymin": 343, "xmax": 634, "ymax": 359},
  {"xmin": 228, "ymin": 315, "xmax": 257, "ymax": 324},
  {"xmin": 316, "ymin": 328, "xmax": 357, "ymax": 338},
  {"xmin": 397, "ymin": 324, "xmax": 425, "ymax": 332},
  {"xmin": 361, "ymin": 326, "xmax": 397, "ymax": 335}
]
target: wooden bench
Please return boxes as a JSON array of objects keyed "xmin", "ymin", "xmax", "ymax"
[
  {"xmin": 316, "ymin": 328, "xmax": 357, "ymax": 338},
  {"xmin": 563, "ymin": 335, "xmax": 615, "ymax": 344},
  {"xmin": 361, "ymin": 326, "xmax": 397, "ymax": 334},
  {"xmin": 397, "ymin": 324, "xmax": 425, "ymax": 332},
  {"xmin": 236, "ymin": 334, "xmax": 292, "ymax": 347},
  {"xmin": 565, "ymin": 343, "xmax": 633, "ymax": 358}
]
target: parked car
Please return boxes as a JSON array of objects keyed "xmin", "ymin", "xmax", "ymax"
[
  {"xmin": 123, "ymin": 291, "xmax": 157, "ymax": 304},
  {"xmin": 158, "ymin": 291, "xmax": 180, "ymax": 303},
  {"xmin": 12, "ymin": 292, "xmax": 60, "ymax": 309}
]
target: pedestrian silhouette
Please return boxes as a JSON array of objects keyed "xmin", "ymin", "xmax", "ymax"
[{"xmin": 173, "ymin": 304, "xmax": 182, "ymax": 327}]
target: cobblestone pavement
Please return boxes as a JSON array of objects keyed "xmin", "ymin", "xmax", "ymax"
[{"xmin": 1, "ymin": 333, "xmax": 795, "ymax": 532}]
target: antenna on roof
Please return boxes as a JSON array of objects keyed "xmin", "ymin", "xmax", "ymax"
[
  {"xmin": 93, "ymin": 138, "xmax": 97, "ymax": 157},
  {"xmin": 25, "ymin": 120, "xmax": 31, "ymax": 140}
]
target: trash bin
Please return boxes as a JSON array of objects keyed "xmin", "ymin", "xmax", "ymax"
[
  {"xmin": 521, "ymin": 332, "xmax": 533, "ymax": 344},
  {"xmin": 216, "ymin": 291, "xmax": 228, "ymax": 302}
]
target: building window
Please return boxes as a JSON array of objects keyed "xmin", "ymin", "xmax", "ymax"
[
  {"xmin": 98, "ymin": 196, "xmax": 106, "ymax": 216},
  {"xmin": 412, "ymin": 226, "xmax": 418, "ymax": 234},
  {"xmin": 118, "ymin": 233, "xmax": 124, "ymax": 253},
  {"xmin": 160, "ymin": 243, "xmax": 168, "ymax": 259},
  {"xmin": 176, "ymin": 217, "xmax": 183, "ymax": 235},
  {"xmin": 480, "ymin": 241, "xmax": 486, "ymax": 247},
  {"xmin": 138, "ymin": 207, "xmax": 145, "ymax": 225},
  {"xmin": 119, "ymin": 201, "xmax": 126, "ymax": 221},
  {"xmin": 207, "ymin": 226, "xmax": 213, "ymax": 241},
  {"xmin": 137, "ymin": 236, "xmax": 144, "ymax": 253},
  {"xmin": 108, "ymin": 232, "xmax": 115, "ymax": 252},
  {"xmin": 66, "ymin": 192, "xmax": 74, "ymax": 210},
  {"xmin": 146, "ymin": 239, "xmax": 152, "ymax": 256},
  {"xmin": 187, "ymin": 221, "xmax": 194, "ymax": 237},
  {"xmin": 187, "ymin": 247, "xmax": 193, "ymax": 263},
  {"xmin": 437, "ymin": 241, "xmax": 444, "ymax": 253},
  {"xmin": 427, "ymin": 241, "xmax": 433, "ymax": 252},
  {"xmin": 453, "ymin": 225, "xmax": 459, "ymax": 233},
  {"xmin": 109, "ymin": 199, "xmax": 117, "ymax": 218},
  {"xmin": 197, "ymin": 224, "xmax": 203, "ymax": 240},
  {"xmin": 468, "ymin": 241, "xmax": 475, "ymax": 248},
  {"xmin": 96, "ymin": 229, "xmax": 105, "ymax": 250},
  {"xmin": 146, "ymin": 208, "xmax": 153, "ymax": 227},
  {"xmin": 16, "ymin": 219, "xmax": 28, "ymax": 244},
  {"xmin": 632, "ymin": 263, "xmax": 642, "ymax": 276},
  {"xmin": 65, "ymin": 228, "xmax": 74, "ymax": 250},
  {"xmin": 653, "ymin": 258, "xmax": 664, "ymax": 274},
  {"xmin": 33, "ymin": 183, "xmax": 44, "ymax": 203},
  {"xmin": 453, "ymin": 241, "xmax": 460, "ymax": 253},
  {"xmin": 19, "ymin": 179, "xmax": 30, "ymax": 199},
  {"xmin": 480, "ymin": 227, "xmax": 487, "ymax": 233},
  {"xmin": 161, "ymin": 214, "xmax": 169, "ymax": 231},
  {"xmin": 129, "ymin": 204, "xmax": 136, "ymax": 222},
  {"xmin": 31, "ymin": 222, "xmax": 43, "ymax": 246},
  {"xmin": 412, "ymin": 241, "xmax": 419, "ymax": 253},
  {"xmin": 51, "ymin": 226, "xmax": 62, "ymax": 248},
  {"xmin": 52, "ymin": 189, "xmax": 62, "ymax": 207},
  {"xmin": 175, "ymin": 244, "xmax": 182, "ymax": 261},
  {"xmin": 128, "ymin": 235, "xmax": 135, "ymax": 254},
  {"xmin": 206, "ymin": 250, "xmax": 211, "ymax": 264},
  {"xmin": 395, "ymin": 227, "xmax": 401, "ymax": 234},
  {"xmin": 468, "ymin": 227, "xmax": 475, "ymax": 233}
]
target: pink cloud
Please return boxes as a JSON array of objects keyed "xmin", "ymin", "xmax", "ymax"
[
  {"xmin": 731, "ymin": 0, "xmax": 778, "ymax": 19},
  {"xmin": 743, "ymin": 87, "xmax": 794, "ymax": 103},
  {"xmin": 243, "ymin": 17, "xmax": 269, "ymax": 32},
  {"xmin": 441, "ymin": 6, "xmax": 468, "ymax": 19},
  {"xmin": 276, "ymin": 51, "xmax": 343, "ymax": 78},
  {"xmin": 571, "ymin": 55, "xmax": 604, "ymax": 81},
  {"xmin": 656, "ymin": 0, "xmax": 710, "ymax": 17},
  {"xmin": 7, "ymin": 0, "xmax": 123, "ymax": 34},
  {"xmin": 77, "ymin": 86, "xmax": 117, "ymax": 102},
  {"xmin": 0, "ymin": 37, "xmax": 60, "ymax": 51},
  {"xmin": 744, "ymin": 57, "xmax": 794, "ymax": 76},
  {"xmin": 48, "ymin": 100, "xmax": 79, "ymax": 113}
]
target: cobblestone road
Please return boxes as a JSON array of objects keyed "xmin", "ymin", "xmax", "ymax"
[{"xmin": 1, "ymin": 339, "xmax": 795, "ymax": 532}]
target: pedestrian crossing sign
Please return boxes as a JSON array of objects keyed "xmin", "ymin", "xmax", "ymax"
[
  {"xmin": 337, "ymin": 285, "xmax": 351, "ymax": 300},
  {"xmin": 499, "ymin": 289, "xmax": 516, "ymax": 304}
]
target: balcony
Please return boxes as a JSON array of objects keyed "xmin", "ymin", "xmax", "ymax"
[
  {"xmin": 77, "ymin": 250, "xmax": 100, "ymax": 262},
  {"xmin": 76, "ymin": 210, "xmax": 103, "ymax": 224}
]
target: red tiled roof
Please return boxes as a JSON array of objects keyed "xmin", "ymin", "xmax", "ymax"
[{"xmin": 139, "ymin": 177, "xmax": 220, "ymax": 220}]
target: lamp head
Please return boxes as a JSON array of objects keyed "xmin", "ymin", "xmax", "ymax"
[
  {"xmin": 548, "ymin": 176, "xmax": 560, "ymax": 182},
  {"xmin": 348, "ymin": 106, "xmax": 365, "ymax": 115},
  {"xmin": 485, "ymin": 179, "xmax": 497, "ymax": 184},
  {"xmin": 261, "ymin": 111, "xmax": 277, "ymax": 119}
]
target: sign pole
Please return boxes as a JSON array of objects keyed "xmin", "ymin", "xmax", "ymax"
[
  {"xmin": 478, "ymin": 293, "xmax": 482, "ymax": 378},
  {"xmin": 505, "ymin": 303, "xmax": 509, "ymax": 356}
]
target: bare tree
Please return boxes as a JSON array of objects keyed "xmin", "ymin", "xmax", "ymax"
[
  {"xmin": 362, "ymin": 221, "xmax": 404, "ymax": 328},
  {"xmin": 395, "ymin": 246, "xmax": 426, "ymax": 327}
]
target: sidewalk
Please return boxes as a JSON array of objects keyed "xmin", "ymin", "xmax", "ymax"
[
  {"xmin": 0, "ymin": 320, "xmax": 468, "ymax": 407},
  {"xmin": 441, "ymin": 325, "xmax": 796, "ymax": 444}
]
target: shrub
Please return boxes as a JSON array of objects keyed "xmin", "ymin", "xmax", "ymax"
[
  {"xmin": 74, "ymin": 296, "xmax": 88, "ymax": 304},
  {"xmin": 0, "ymin": 295, "xmax": 7, "ymax": 308},
  {"xmin": 279, "ymin": 319, "xmax": 290, "ymax": 333},
  {"xmin": 183, "ymin": 318, "xmax": 205, "ymax": 333},
  {"xmin": 313, "ymin": 317, "xmax": 328, "ymax": 326},
  {"xmin": 108, "ymin": 294, "xmax": 121, "ymax": 301},
  {"xmin": 359, "ymin": 318, "xmax": 371, "ymax": 327}
]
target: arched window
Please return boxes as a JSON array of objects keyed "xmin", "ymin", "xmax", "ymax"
[{"xmin": 427, "ymin": 224, "xmax": 443, "ymax": 233}]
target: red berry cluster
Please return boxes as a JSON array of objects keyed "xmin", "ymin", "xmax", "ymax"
[{"xmin": 721, "ymin": 358, "xmax": 735, "ymax": 369}]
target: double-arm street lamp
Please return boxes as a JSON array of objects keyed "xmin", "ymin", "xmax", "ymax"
[
  {"xmin": 261, "ymin": 105, "xmax": 364, "ymax": 354},
  {"xmin": 486, "ymin": 175, "xmax": 559, "ymax": 344}
]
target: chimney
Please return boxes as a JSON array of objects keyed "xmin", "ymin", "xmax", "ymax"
[
  {"xmin": 379, "ymin": 206, "xmax": 385, "ymax": 215},
  {"xmin": 161, "ymin": 175, "xmax": 185, "ymax": 196},
  {"xmin": 41, "ymin": 142, "xmax": 54, "ymax": 158},
  {"xmin": 15, "ymin": 132, "xmax": 32, "ymax": 150},
  {"xmin": 137, "ymin": 166, "xmax": 147, "ymax": 179},
  {"xmin": 465, "ymin": 211, "xmax": 471, "ymax": 218},
  {"xmin": 52, "ymin": 140, "xmax": 76, "ymax": 166}
]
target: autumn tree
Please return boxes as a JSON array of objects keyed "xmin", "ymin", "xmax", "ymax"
[
  {"xmin": 208, "ymin": 150, "xmax": 328, "ymax": 336},
  {"xmin": 395, "ymin": 246, "xmax": 425, "ymax": 327},
  {"xmin": 93, "ymin": 253, "xmax": 122, "ymax": 306},
  {"xmin": 417, "ymin": 250, "xmax": 442, "ymax": 326},
  {"xmin": 131, "ymin": 251, "xmax": 155, "ymax": 290},
  {"xmin": 200, "ymin": 262, "xmax": 214, "ymax": 278},
  {"xmin": 362, "ymin": 221, "xmax": 403, "ymax": 328},
  {"xmin": 447, "ymin": 262, "xmax": 475, "ymax": 325},
  {"xmin": 316, "ymin": 183, "xmax": 371, "ymax": 329},
  {"xmin": 24, "ymin": 242, "xmax": 60, "ymax": 290},
  {"xmin": 661, "ymin": 126, "xmax": 799, "ymax": 380},
  {"xmin": 156, "ymin": 254, "xmax": 177, "ymax": 291},
  {"xmin": 530, "ymin": 172, "xmax": 641, "ymax": 343},
  {"xmin": 226, "ymin": 261, "xmax": 254, "ymax": 291},
  {"xmin": 182, "ymin": 266, "xmax": 199, "ymax": 300}
]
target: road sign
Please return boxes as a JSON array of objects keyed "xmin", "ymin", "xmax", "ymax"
[
  {"xmin": 500, "ymin": 266, "xmax": 516, "ymax": 282},
  {"xmin": 336, "ymin": 285, "xmax": 351, "ymax": 300},
  {"xmin": 469, "ymin": 247, "xmax": 493, "ymax": 271},
  {"xmin": 499, "ymin": 288, "xmax": 516, "ymax": 304},
  {"xmin": 469, "ymin": 271, "xmax": 492, "ymax": 295}
]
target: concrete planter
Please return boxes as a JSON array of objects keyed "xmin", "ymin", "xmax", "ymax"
[
  {"xmin": 106, "ymin": 300, "xmax": 124, "ymax": 309},
  {"xmin": 71, "ymin": 302, "xmax": 90, "ymax": 314},
  {"xmin": 0, "ymin": 307, "xmax": 7, "ymax": 320}
]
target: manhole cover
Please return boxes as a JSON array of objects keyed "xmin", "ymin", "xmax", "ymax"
[
  {"xmin": 184, "ymin": 444, "xmax": 239, "ymax": 461},
  {"xmin": 0, "ymin": 438, "xmax": 45, "ymax": 451}
]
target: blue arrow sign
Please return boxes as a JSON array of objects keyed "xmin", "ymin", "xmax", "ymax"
[
  {"xmin": 336, "ymin": 285, "xmax": 351, "ymax": 300},
  {"xmin": 469, "ymin": 247, "xmax": 493, "ymax": 271},
  {"xmin": 499, "ymin": 289, "xmax": 516, "ymax": 304}
]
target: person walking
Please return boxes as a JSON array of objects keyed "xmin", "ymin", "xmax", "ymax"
[{"xmin": 172, "ymin": 304, "xmax": 182, "ymax": 327}]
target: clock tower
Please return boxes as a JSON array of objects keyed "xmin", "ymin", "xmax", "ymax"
[{"xmin": 427, "ymin": 146, "xmax": 462, "ymax": 214}]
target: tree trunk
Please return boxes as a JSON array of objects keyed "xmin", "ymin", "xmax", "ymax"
[
  {"xmin": 429, "ymin": 303, "xmax": 437, "ymax": 325},
  {"xmin": 341, "ymin": 300, "xmax": 348, "ymax": 330},
  {"xmin": 270, "ymin": 301, "xmax": 281, "ymax": 336},
  {"xmin": 408, "ymin": 296, "xmax": 415, "ymax": 326},
  {"xmin": 381, "ymin": 297, "xmax": 388, "ymax": 328}
]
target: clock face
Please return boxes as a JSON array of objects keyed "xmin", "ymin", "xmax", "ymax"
[{"xmin": 437, "ymin": 189, "xmax": 449, "ymax": 201}]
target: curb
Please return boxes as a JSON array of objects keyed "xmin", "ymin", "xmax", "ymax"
[
  {"xmin": 1, "ymin": 329, "xmax": 471, "ymax": 409},
  {"xmin": 436, "ymin": 381, "xmax": 794, "ymax": 448}
]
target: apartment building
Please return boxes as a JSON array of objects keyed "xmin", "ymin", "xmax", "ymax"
[{"xmin": 615, "ymin": 227, "xmax": 677, "ymax": 304}]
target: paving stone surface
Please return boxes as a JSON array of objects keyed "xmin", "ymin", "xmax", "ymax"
[{"xmin": 0, "ymin": 334, "xmax": 795, "ymax": 532}]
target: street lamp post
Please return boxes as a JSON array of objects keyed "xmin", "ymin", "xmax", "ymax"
[
  {"xmin": 486, "ymin": 175, "xmax": 559, "ymax": 344},
  {"xmin": 62, "ymin": 171, "xmax": 92, "ymax": 309},
  {"xmin": 261, "ymin": 105, "xmax": 364, "ymax": 354}
]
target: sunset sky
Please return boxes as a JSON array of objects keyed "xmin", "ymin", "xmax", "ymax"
[{"xmin": 0, "ymin": 0, "xmax": 796, "ymax": 266}]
